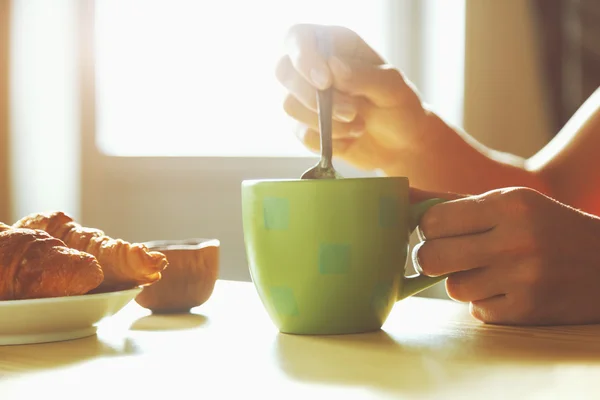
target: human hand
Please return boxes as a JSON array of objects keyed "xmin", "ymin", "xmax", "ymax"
[
  {"xmin": 276, "ymin": 24, "xmax": 429, "ymax": 172},
  {"xmin": 412, "ymin": 186, "xmax": 600, "ymax": 326}
]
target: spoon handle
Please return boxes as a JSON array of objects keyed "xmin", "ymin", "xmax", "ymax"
[{"xmin": 316, "ymin": 30, "xmax": 333, "ymax": 169}]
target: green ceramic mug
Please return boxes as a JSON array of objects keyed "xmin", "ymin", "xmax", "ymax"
[{"xmin": 241, "ymin": 177, "xmax": 446, "ymax": 335}]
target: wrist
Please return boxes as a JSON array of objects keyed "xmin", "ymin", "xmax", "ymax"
[
  {"xmin": 376, "ymin": 110, "xmax": 438, "ymax": 177},
  {"xmin": 377, "ymin": 112, "xmax": 476, "ymax": 182},
  {"xmin": 379, "ymin": 112, "xmax": 551, "ymax": 195}
]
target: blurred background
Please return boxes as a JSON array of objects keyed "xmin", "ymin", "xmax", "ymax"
[{"xmin": 0, "ymin": 0, "xmax": 598, "ymax": 299}]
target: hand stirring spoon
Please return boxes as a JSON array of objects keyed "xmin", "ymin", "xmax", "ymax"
[{"xmin": 300, "ymin": 31, "xmax": 343, "ymax": 180}]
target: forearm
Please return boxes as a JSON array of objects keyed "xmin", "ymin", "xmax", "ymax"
[
  {"xmin": 526, "ymin": 88, "xmax": 600, "ymax": 215},
  {"xmin": 382, "ymin": 112, "xmax": 551, "ymax": 196}
]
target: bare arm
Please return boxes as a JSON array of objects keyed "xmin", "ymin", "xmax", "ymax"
[
  {"xmin": 385, "ymin": 88, "xmax": 600, "ymax": 215},
  {"xmin": 527, "ymin": 87, "xmax": 600, "ymax": 214}
]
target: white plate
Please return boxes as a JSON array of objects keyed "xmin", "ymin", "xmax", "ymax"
[{"xmin": 0, "ymin": 287, "xmax": 142, "ymax": 346}]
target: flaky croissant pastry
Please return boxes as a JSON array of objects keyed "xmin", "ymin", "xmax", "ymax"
[
  {"xmin": 13, "ymin": 211, "xmax": 168, "ymax": 292},
  {"xmin": 0, "ymin": 224, "xmax": 104, "ymax": 300}
]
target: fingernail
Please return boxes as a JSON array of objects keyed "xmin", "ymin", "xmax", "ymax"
[
  {"xmin": 310, "ymin": 67, "xmax": 330, "ymax": 90},
  {"xmin": 412, "ymin": 241, "xmax": 424, "ymax": 274},
  {"xmin": 329, "ymin": 56, "xmax": 352, "ymax": 80},
  {"xmin": 333, "ymin": 103, "xmax": 356, "ymax": 122}
]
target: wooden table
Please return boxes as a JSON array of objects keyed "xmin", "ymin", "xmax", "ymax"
[{"xmin": 1, "ymin": 280, "xmax": 600, "ymax": 399}]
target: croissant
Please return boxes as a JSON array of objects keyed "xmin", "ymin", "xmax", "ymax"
[
  {"xmin": 13, "ymin": 211, "xmax": 168, "ymax": 292},
  {"xmin": 0, "ymin": 225, "xmax": 104, "ymax": 300}
]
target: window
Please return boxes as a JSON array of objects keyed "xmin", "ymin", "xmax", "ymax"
[
  {"xmin": 94, "ymin": 0, "xmax": 388, "ymax": 157},
  {"xmin": 7, "ymin": 0, "xmax": 466, "ymax": 291}
]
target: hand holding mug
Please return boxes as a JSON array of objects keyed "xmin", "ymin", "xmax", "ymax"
[{"xmin": 413, "ymin": 187, "xmax": 600, "ymax": 326}]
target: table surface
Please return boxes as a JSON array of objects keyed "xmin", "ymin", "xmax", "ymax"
[{"xmin": 1, "ymin": 280, "xmax": 600, "ymax": 400}]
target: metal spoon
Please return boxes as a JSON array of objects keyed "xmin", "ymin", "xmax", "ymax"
[{"xmin": 301, "ymin": 31, "xmax": 343, "ymax": 180}]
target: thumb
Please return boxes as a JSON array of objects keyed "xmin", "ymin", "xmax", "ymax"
[
  {"xmin": 409, "ymin": 187, "xmax": 465, "ymax": 204},
  {"xmin": 328, "ymin": 58, "xmax": 420, "ymax": 109},
  {"xmin": 293, "ymin": 123, "xmax": 354, "ymax": 156}
]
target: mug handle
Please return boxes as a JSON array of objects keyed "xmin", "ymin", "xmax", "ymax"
[{"xmin": 397, "ymin": 198, "xmax": 448, "ymax": 300}]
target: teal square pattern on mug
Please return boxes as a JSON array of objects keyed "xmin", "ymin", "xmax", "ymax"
[
  {"xmin": 242, "ymin": 177, "xmax": 449, "ymax": 335},
  {"xmin": 270, "ymin": 286, "xmax": 299, "ymax": 316},
  {"xmin": 263, "ymin": 197, "xmax": 290, "ymax": 230},
  {"xmin": 319, "ymin": 243, "xmax": 351, "ymax": 274}
]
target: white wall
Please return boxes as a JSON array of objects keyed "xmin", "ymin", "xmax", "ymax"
[
  {"xmin": 9, "ymin": 0, "xmax": 80, "ymax": 223},
  {"xmin": 463, "ymin": 0, "xmax": 552, "ymax": 157},
  {"xmin": 0, "ymin": 0, "xmax": 9, "ymax": 223}
]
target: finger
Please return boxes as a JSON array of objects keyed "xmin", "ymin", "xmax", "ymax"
[
  {"xmin": 329, "ymin": 61, "xmax": 420, "ymax": 108},
  {"xmin": 276, "ymin": 57, "xmax": 359, "ymax": 123},
  {"xmin": 445, "ymin": 267, "xmax": 507, "ymax": 303},
  {"xmin": 285, "ymin": 24, "xmax": 332, "ymax": 90},
  {"xmin": 325, "ymin": 25, "xmax": 385, "ymax": 64},
  {"xmin": 293, "ymin": 123, "xmax": 354, "ymax": 156},
  {"xmin": 409, "ymin": 188, "xmax": 468, "ymax": 242},
  {"xmin": 409, "ymin": 187, "xmax": 466, "ymax": 204},
  {"xmin": 295, "ymin": 122, "xmax": 390, "ymax": 171},
  {"xmin": 412, "ymin": 229, "xmax": 502, "ymax": 276},
  {"xmin": 283, "ymin": 95, "xmax": 365, "ymax": 139},
  {"xmin": 469, "ymin": 294, "xmax": 521, "ymax": 325},
  {"xmin": 284, "ymin": 24, "xmax": 385, "ymax": 90},
  {"xmin": 419, "ymin": 192, "xmax": 501, "ymax": 240}
]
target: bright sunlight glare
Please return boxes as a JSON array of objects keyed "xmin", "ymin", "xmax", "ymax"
[{"xmin": 94, "ymin": 0, "xmax": 387, "ymax": 157}]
